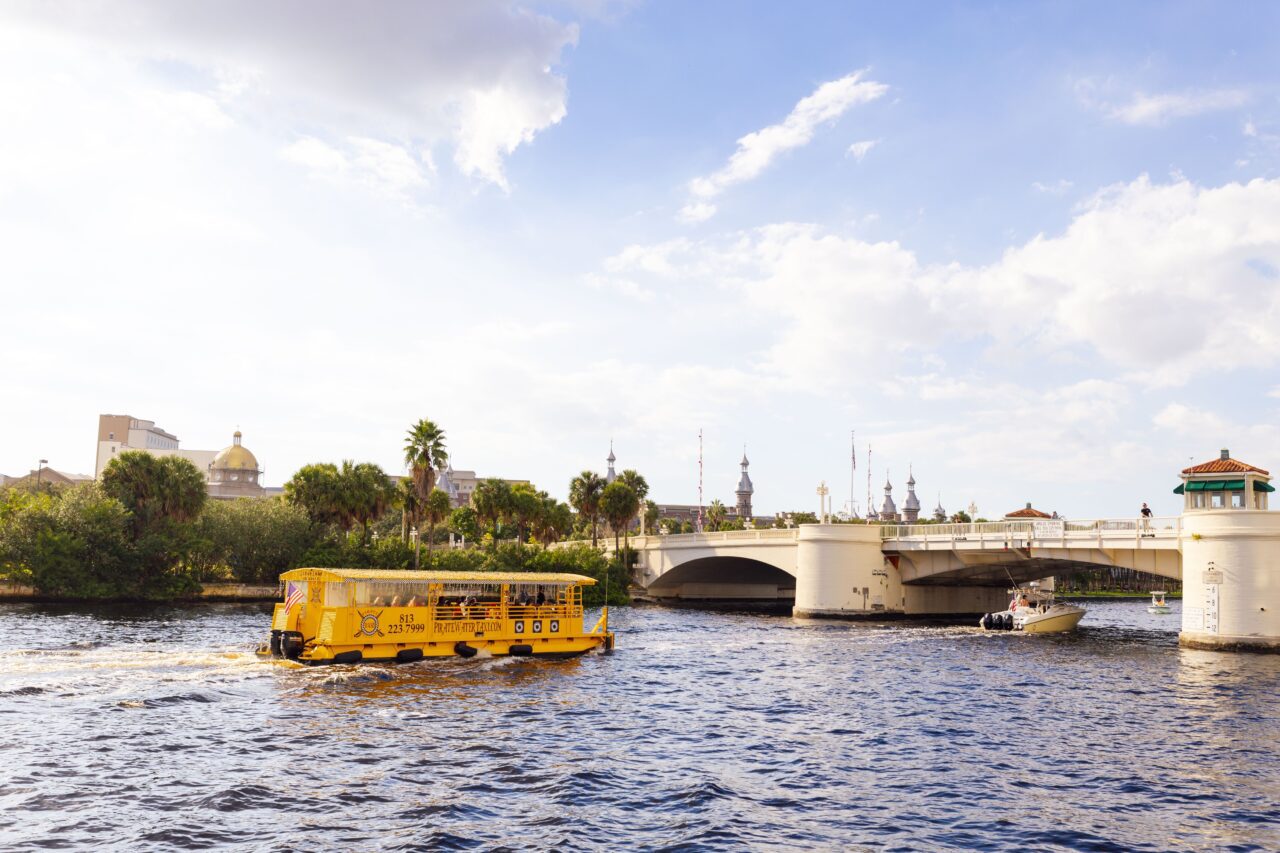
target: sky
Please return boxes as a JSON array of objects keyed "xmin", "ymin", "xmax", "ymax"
[{"xmin": 2, "ymin": 0, "xmax": 1279, "ymax": 520}]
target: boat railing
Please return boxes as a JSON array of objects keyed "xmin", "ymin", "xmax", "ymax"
[{"xmin": 431, "ymin": 604, "xmax": 581, "ymax": 621}]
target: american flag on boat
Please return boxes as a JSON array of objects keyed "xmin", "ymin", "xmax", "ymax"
[{"xmin": 284, "ymin": 582, "xmax": 305, "ymax": 612}]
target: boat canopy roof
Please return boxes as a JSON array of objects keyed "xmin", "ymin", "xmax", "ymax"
[{"xmin": 279, "ymin": 568, "xmax": 596, "ymax": 586}]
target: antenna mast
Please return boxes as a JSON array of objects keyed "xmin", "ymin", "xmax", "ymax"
[
  {"xmin": 697, "ymin": 428, "xmax": 704, "ymax": 533},
  {"xmin": 849, "ymin": 430, "xmax": 856, "ymax": 518},
  {"xmin": 866, "ymin": 444, "xmax": 872, "ymax": 519}
]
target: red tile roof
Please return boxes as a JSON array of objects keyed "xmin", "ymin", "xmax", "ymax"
[
  {"xmin": 1182, "ymin": 458, "xmax": 1269, "ymax": 476},
  {"xmin": 1005, "ymin": 506, "xmax": 1052, "ymax": 519}
]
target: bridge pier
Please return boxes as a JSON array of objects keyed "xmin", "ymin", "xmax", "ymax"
[
  {"xmin": 1179, "ymin": 511, "xmax": 1280, "ymax": 653},
  {"xmin": 792, "ymin": 525, "xmax": 894, "ymax": 618},
  {"xmin": 791, "ymin": 525, "xmax": 1008, "ymax": 619}
]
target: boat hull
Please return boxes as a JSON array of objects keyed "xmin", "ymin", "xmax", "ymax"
[
  {"xmin": 1017, "ymin": 608, "xmax": 1086, "ymax": 633},
  {"xmin": 1147, "ymin": 606, "xmax": 1172, "ymax": 615}
]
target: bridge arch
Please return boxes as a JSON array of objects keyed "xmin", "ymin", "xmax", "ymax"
[{"xmin": 645, "ymin": 555, "xmax": 796, "ymax": 604}]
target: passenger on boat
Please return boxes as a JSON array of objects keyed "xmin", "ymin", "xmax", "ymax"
[
  {"xmin": 536, "ymin": 590, "xmax": 546, "ymax": 606},
  {"xmin": 390, "ymin": 595, "xmax": 403, "ymax": 607},
  {"xmin": 406, "ymin": 596, "xmax": 421, "ymax": 607},
  {"xmin": 372, "ymin": 596, "xmax": 387, "ymax": 606}
]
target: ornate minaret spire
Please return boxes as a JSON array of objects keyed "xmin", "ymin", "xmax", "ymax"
[
  {"xmin": 735, "ymin": 447, "xmax": 754, "ymax": 519},
  {"xmin": 903, "ymin": 464, "xmax": 921, "ymax": 522},
  {"xmin": 880, "ymin": 471, "xmax": 898, "ymax": 522},
  {"xmin": 606, "ymin": 441, "xmax": 617, "ymax": 483}
]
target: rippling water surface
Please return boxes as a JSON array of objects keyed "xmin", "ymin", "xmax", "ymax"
[{"xmin": 1, "ymin": 600, "xmax": 1278, "ymax": 851}]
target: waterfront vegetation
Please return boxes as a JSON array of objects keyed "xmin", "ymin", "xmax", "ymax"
[{"xmin": 0, "ymin": 418, "xmax": 630, "ymax": 604}]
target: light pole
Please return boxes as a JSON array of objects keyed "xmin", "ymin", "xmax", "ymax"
[
  {"xmin": 411, "ymin": 526, "xmax": 420, "ymax": 570},
  {"xmin": 817, "ymin": 481, "xmax": 830, "ymax": 524},
  {"xmin": 36, "ymin": 459, "xmax": 48, "ymax": 491}
]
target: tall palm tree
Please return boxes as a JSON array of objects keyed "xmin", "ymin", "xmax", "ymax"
[
  {"xmin": 403, "ymin": 419, "xmax": 447, "ymax": 532},
  {"xmin": 617, "ymin": 469, "xmax": 649, "ymax": 533},
  {"xmin": 600, "ymin": 481, "xmax": 639, "ymax": 567},
  {"xmin": 707, "ymin": 499, "xmax": 727, "ymax": 531},
  {"xmin": 568, "ymin": 470, "xmax": 605, "ymax": 547}
]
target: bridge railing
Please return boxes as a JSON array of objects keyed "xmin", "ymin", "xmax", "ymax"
[
  {"xmin": 879, "ymin": 517, "xmax": 1181, "ymax": 542},
  {"xmin": 630, "ymin": 528, "xmax": 801, "ymax": 548}
]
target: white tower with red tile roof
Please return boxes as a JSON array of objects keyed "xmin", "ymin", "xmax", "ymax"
[{"xmin": 1177, "ymin": 448, "xmax": 1280, "ymax": 653}]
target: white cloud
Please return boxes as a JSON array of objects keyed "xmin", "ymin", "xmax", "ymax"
[
  {"xmin": 281, "ymin": 136, "xmax": 430, "ymax": 198},
  {"xmin": 3, "ymin": 1, "xmax": 578, "ymax": 189},
  {"xmin": 1032, "ymin": 179, "xmax": 1073, "ymax": 195},
  {"xmin": 846, "ymin": 139, "xmax": 878, "ymax": 161},
  {"xmin": 605, "ymin": 176, "xmax": 1280, "ymax": 389},
  {"xmin": 678, "ymin": 202, "xmax": 717, "ymax": 223},
  {"xmin": 1106, "ymin": 88, "xmax": 1248, "ymax": 125},
  {"xmin": 680, "ymin": 70, "xmax": 887, "ymax": 220}
]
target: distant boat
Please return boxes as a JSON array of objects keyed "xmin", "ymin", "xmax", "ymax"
[{"xmin": 1147, "ymin": 590, "xmax": 1172, "ymax": 615}]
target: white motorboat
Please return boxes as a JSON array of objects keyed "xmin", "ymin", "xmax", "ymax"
[
  {"xmin": 1147, "ymin": 590, "xmax": 1172, "ymax": 615},
  {"xmin": 980, "ymin": 582, "xmax": 1086, "ymax": 634}
]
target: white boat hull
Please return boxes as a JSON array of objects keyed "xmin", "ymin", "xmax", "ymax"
[
  {"xmin": 1147, "ymin": 605, "xmax": 1172, "ymax": 615},
  {"xmin": 1017, "ymin": 607, "xmax": 1086, "ymax": 633}
]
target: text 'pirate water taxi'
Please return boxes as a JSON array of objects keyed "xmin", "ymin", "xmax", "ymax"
[{"xmin": 262, "ymin": 568, "xmax": 614, "ymax": 665}]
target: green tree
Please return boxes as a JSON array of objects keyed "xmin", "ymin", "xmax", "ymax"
[
  {"xmin": 643, "ymin": 500, "xmax": 660, "ymax": 536},
  {"xmin": 403, "ymin": 419, "xmax": 447, "ymax": 534},
  {"xmin": 285, "ymin": 463, "xmax": 343, "ymax": 526},
  {"xmin": 532, "ymin": 494, "xmax": 574, "ymax": 547},
  {"xmin": 192, "ymin": 498, "xmax": 315, "ymax": 584},
  {"xmin": 0, "ymin": 484, "xmax": 133, "ymax": 597},
  {"xmin": 599, "ymin": 481, "xmax": 639, "ymax": 559},
  {"xmin": 568, "ymin": 470, "xmax": 605, "ymax": 547},
  {"xmin": 617, "ymin": 469, "xmax": 649, "ymax": 533},
  {"xmin": 422, "ymin": 488, "xmax": 453, "ymax": 564},
  {"xmin": 449, "ymin": 506, "xmax": 480, "ymax": 543},
  {"xmin": 508, "ymin": 483, "xmax": 541, "ymax": 544},
  {"xmin": 339, "ymin": 460, "xmax": 397, "ymax": 545},
  {"xmin": 706, "ymin": 499, "xmax": 727, "ymax": 531},
  {"xmin": 472, "ymin": 478, "xmax": 512, "ymax": 550},
  {"xmin": 101, "ymin": 451, "xmax": 207, "ymax": 538}
]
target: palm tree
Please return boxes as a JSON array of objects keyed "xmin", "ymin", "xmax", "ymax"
[
  {"xmin": 568, "ymin": 470, "xmax": 605, "ymax": 547},
  {"xmin": 102, "ymin": 451, "xmax": 207, "ymax": 538},
  {"xmin": 617, "ymin": 469, "xmax": 649, "ymax": 533},
  {"xmin": 422, "ymin": 488, "xmax": 453, "ymax": 563},
  {"xmin": 398, "ymin": 478, "xmax": 418, "ymax": 541},
  {"xmin": 509, "ymin": 483, "xmax": 541, "ymax": 544},
  {"xmin": 600, "ymin": 481, "xmax": 639, "ymax": 560},
  {"xmin": 532, "ymin": 494, "xmax": 573, "ymax": 547},
  {"xmin": 707, "ymin": 499, "xmax": 727, "ymax": 531},
  {"xmin": 472, "ymin": 478, "xmax": 512, "ymax": 550},
  {"xmin": 339, "ymin": 461, "xmax": 396, "ymax": 545},
  {"xmin": 285, "ymin": 463, "xmax": 342, "ymax": 526},
  {"xmin": 643, "ymin": 500, "xmax": 660, "ymax": 535},
  {"xmin": 403, "ymin": 419, "xmax": 447, "ymax": 533}
]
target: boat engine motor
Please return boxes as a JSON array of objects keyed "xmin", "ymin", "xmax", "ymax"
[{"xmin": 279, "ymin": 631, "xmax": 305, "ymax": 660}]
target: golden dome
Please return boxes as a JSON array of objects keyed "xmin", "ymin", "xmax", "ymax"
[{"xmin": 212, "ymin": 430, "xmax": 260, "ymax": 471}]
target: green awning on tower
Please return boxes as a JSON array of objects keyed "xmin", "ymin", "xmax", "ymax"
[
  {"xmin": 1257, "ymin": 481, "xmax": 1276, "ymax": 493},
  {"xmin": 1184, "ymin": 480, "xmax": 1246, "ymax": 492},
  {"xmin": 1172, "ymin": 484, "xmax": 1184, "ymax": 495}
]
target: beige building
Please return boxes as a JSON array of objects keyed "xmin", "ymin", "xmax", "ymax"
[
  {"xmin": 94, "ymin": 414, "xmax": 272, "ymax": 500},
  {"xmin": 436, "ymin": 463, "xmax": 530, "ymax": 508}
]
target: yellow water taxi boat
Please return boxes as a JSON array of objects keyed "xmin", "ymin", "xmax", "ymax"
[{"xmin": 262, "ymin": 568, "xmax": 614, "ymax": 665}]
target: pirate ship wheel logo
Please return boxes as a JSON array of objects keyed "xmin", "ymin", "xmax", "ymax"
[{"xmin": 354, "ymin": 610, "xmax": 383, "ymax": 637}]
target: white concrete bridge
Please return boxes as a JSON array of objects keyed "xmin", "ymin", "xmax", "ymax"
[
  {"xmin": 628, "ymin": 516, "xmax": 1181, "ymax": 602},
  {"xmin": 603, "ymin": 508, "xmax": 1278, "ymax": 652}
]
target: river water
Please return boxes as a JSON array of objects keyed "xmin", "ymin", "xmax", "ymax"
[{"xmin": 1, "ymin": 600, "xmax": 1277, "ymax": 851}]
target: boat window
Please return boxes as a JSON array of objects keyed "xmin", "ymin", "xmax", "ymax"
[
  {"xmin": 353, "ymin": 581, "xmax": 430, "ymax": 606},
  {"xmin": 325, "ymin": 582, "xmax": 351, "ymax": 608}
]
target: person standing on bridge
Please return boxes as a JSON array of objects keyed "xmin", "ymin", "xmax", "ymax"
[{"xmin": 1140, "ymin": 502, "xmax": 1153, "ymax": 534}]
